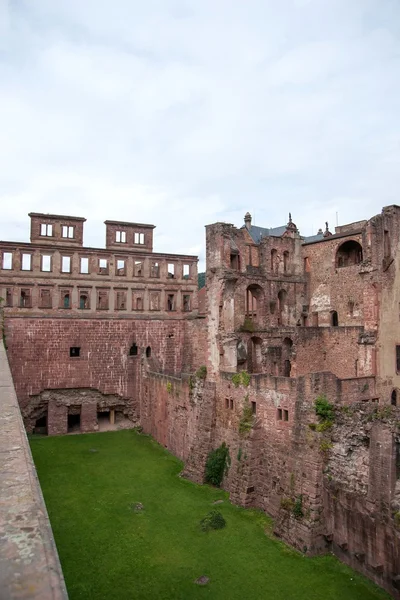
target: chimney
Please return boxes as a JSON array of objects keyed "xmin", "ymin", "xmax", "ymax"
[{"xmin": 244, "ymin": 212, "xmax": 252, "ymax": 231}]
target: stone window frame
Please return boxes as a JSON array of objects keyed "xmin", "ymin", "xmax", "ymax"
[
  {"xmin": 96, "ymin": 289, "xmax": 109, "ymax": 310},
  {"xmin": 132, "ymin": 291, "xmax": 144, "ymax": 311},
  {"xmin": 166, "ymin": 292, "xmax": 176, "ymax": 312},
  {"xmin": 98, "ymin": 257, "xmax": 109, "ymax": 275},
  {"xmin": 150, "ymin": 261, "xmax": 160, "ymax": 278},
  {"xmin": 41, "ymin": 253, "xmax": 52, "ymax": 273},
  {"xmin": 19, "ymin": 287, "xmax": 33, "ymax": 308},
  {"xmin": 59, "ymin": 288, "xmax": 72, "ymax": 309},
  {"xmin": 115, "ymin": 289, "xmax": 127, "ymax": 311},
  {"xmin": 115, "ymin": 230, "xmax": 127, "ymax": 243},
  {"xmin": 116, "ymin": 258, "xmax": 126, "ymax": 276},
  {"xmin": 78, "ymin": 289, "xmax": 91, "ymax": 310},
  {"xmin": 149, "ymin": 290, "xmax": 161, "ymax": 311},
  {"xmin": 183, "ymin": 293, "xmax": 192, "ymax": 312},
  {"xmin": 134, "ymin": 232, "xmax": 145, "ymax": 245},
  {"xmin": 80, "ymin": 257, "xmax": 90, "ymax": 274},
  {"xmin": 2, "ymin": 251, "xmax": 13, "ymax": 270},
  {"xmin": 39, "ymin": 287, "xmax": 53, "ymax": 309},
  {"xmin": 40, "ymin": 223, "xmax": 53, "ymax": 237},
  {"xmin": 61, "ymin": 255, "xmax": 72, "ymax": 274},
  {"xmin": 183, "ymin": 263, "xmax": 191, "ymax": 279},
  {"xmin": 61, "ymin": 225, "xmax": 75, "ymax": 239},
  {"xmin": 21, "ymin": 252, "xmax": 33, "ymax": 271}
]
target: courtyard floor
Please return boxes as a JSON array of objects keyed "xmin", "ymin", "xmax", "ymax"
[{"xmin": 30, "ymin": 430, "xmax": 390, "ymax": 600}]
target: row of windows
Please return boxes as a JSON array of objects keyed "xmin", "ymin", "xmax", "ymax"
[
  {"xmin": 115, "ymin": 230, "xmax": 145, "ymax": 244},
  {"xmin": 41, "ymin": 224, "xmax": 75, "ymax": 238},
  {"xmin": 224, "ymin": 398, "xmax": 288, "ymax": 421},
  {"xmin": 1, "ymin": 252, "xmax": 192, "ymax": 278},
  {"xmin": 3, "ymin": 286, "xmax": 193, "ymax": 312}
]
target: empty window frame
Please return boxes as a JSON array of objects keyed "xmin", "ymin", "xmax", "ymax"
[
  {"xmin": 283, "ymin": 409, "xmax": 289, "ymax": 421},
  {"xmin": 6, "ymin": 287, "xmax": 12, "ymax": 307},
  {"xmin": 150, "ymin": 292, "xmax": 160, "ymax": 311},
  {"xmin": 115, "ymin": 231, "xmax": 126, "ymax": 243},
  {"xmin": 98, "ymin": 258, "xmax": 108, "ymax": 274},
  {"xmin": 61, "ymin": 256, "xmax": 71, "ymax": 273},
  {"xmin": 39, "ymin": 288, "xmax": 52, "ymax": 308},
  {"xmin": 40, "ymin": 223, "xmax": 53, "ymax": 237},
  {"xmin": 70, "ymin": 347, "xmax": 80, "ymax": 357},
  {"xmin": 183, "ymin": 264, "xmax": 190, "ymax": 278},
  {"xmin": 97, "ymin": 290, "xmax": 109, "ymax": 310},
  {"xmin": 20, "ymin": 288, "xmax": 32, "ymax": 308},
  {"xmin": 116, "ymin": 259, "xmax": 126, "ymax": 275},
  {"xmin": 251, "ymin": 401, "xmax": 257, "ymax": 414},
  {"xmin": 167, "ymin": 263, "xmax": 175, "ymax": 278},
  {"xmin": 150, "ymin": 262, "xmax": 160, "ymax": 277},
  {"xmin": 129, "ymin": 343, "xmax": 138, "ymax": 356},
  {"xmin": 60, "ymin": 290, "xmax": 71, "ymax": 309},
  {"xmin": 134, "ymin": 232, "xmax": 145, "ymax": 245},
  {"xmin": 41, "ymin": 254, "xmax": 52, "ymax": 272},
  {"xmin": 134, "ymin": 261, "xmax": 142, "ymax": 277},
  {"xmin": 277, "ymin": 408, "xmax": 283, "ymax": 421},
  {"xmin": 167, "ymin": 294, "xmax": 175, "ymax": 311},
  {"xmin": 396, "ymin": 345, "xmax": 400, "ymax": 374},
  {"xmin": 183, "ymin": 294, "xmax": 191, "ymax": 312},
  {"xmin": 115, "ymin": 291, "xmax": 127, "ymax": 310},
  {"xmin": 62, "ymin": 225, "xmax": 74, "ymax": 238},
  {"xmin": 79, "ymin": 291, "xmax": 90, "ymax": 309},
  {"xmin": 132, "ymin": 294, "xmax": 143, "ymax": 311},
  {"xmin": 80, "ymin": 257, "xmax": 89, "ymax": 274},
  {"xmin": 2, "ymin": 252, "xmax": 12, "ymax": 270},
  {"xmin": 21, "ymin": 253, "xmax": 32, "ymax": 271}
]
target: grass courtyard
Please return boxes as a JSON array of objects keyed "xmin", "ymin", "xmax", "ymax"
[{"xmin": 30, "ymin": 430, "xmax": 390, "ymax": 600}]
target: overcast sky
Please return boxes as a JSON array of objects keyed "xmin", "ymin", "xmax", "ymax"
[{"xmin": 1, "ymin": 0, "xmax": 399, "ymax": 268}]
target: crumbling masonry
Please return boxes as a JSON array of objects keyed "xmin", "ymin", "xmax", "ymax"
[{"xmin": 1, "ymin": 208, "xmax": 400, "ymax": 597}]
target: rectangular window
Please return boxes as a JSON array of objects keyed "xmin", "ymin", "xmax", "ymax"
[
  {"xmin": 21, "ymin": 253, "xmax": 32, "ymax": 271},
  {"xmin": 60, "ymin": 290, "xmax": 71, "ymax": 309},
  {"xmin": 70, "ymin": 347, "xmax": 80, "ymax": 357},
  {"xmin": 150, "ymin": 262, "xmax": 160, "ymax": 277},
  {"xmin": 396, "ymin": 345, "xmax": 400, "ymax": 373},
  {"xmin": 132, "ymin": 293, "xmax": 143, "ymax": 311},
  {"xmin": 134, "ymin": 261, "xmax": 142, "ymax": 277},
  {"xmin": 167, "ymin": 294, "xmax": 175, "ymax": 311},
  {"xmin": 115, "ymin": 291, "xmax": 127, "ymax": 310},
  {"xmin": 251, "ymin": 401, "xmax": 257, "ymax": 414},
  {"xmin": 115, "ymin": 231, "xmax": 126, "ymax": 243},
  {"xmin": 277, "ymin": 408, "xmax": 283, "ymax": 421},
  {"xmin": 40, "ymin": 289, "xmax": 52, "ymax": 308},
  {"xmin": 6, "ymin": 288, "xmax": 12, "ymax": 307},
  {"xmin": 183, "ymin": 294, "xmax": 191, "ymax": 312},
  {"xmin": 116, "ymin": 259, "xmax": 125, "ymax": 275},
  {"xmin": 61, "ymin": 256, "xmax": 71, "ymax": 273},
  {"xmin": 225, "ymin": 398, "xmax": 229, "ymax": 409},
  {"xmin": 150, "ymin": 292, "xmax": 160, "ymax": 310},
  {"xmin": 230, "ymin": 399, "xmax": 234, "ymax": 409},
  {"xmin": 20, "ymin": 288, "xmax": 32, "ymax": 308},
  {"xmin": 62, "ymin": 225, "xmax": 74, "ymax": 238},
  {"xmin": 99, "ymin": 258, "xmax": 108, "ymax": 274},
  {"xmin": 167, "ymin": 263, "xmax": 175, "ymax": 278},
  {"xmin": 2, "ymin": 252, "xmax": 12, "ymax": 270},
  {"xmin": 79, "ymin": 291, "xmax": 90, "ymax": 309},
  {"xmin": 97, "ymin": 290, "xmax": 109, "ymax": 310},
  {"xmin": 283, "ymin": 409, "xmax": 289, "ymax": 422},
  {"xmin": 80, "ymin": 257, "xmax": 89, "ymax": 274},
  {"xmin": 134, "ymin": 232, "xmax": 145, "ymax": 245},
  {"xmin": 41, "ymin": 255, "xmax": 52, "ymax": 272},
  {"xmin": 40, "ymin": 223, "xmax": 53, "ymax": 236},
  {"xmin": 183, "ymin": 264, "xmax": 190, "ymax": 278}
]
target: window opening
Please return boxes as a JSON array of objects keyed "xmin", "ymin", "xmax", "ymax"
[
  {"xmin": 134, "ymin": 232, "xmax": 145, "ymax": 244},
  {"xmin": 150, "ymin": 292, "xmax": 160, "ymax": 310},
  {"xmin": 167, "ymin": 294, "xmax": 175, "ymax": 311},
  {"xmin": 97, "ymin": 291, "xmax": 109, "ymax": 310},
  {"xmin": 80, "ymin": 257, "xmax": 89, "ymax": 274},
  {"xmin": 246, "ymin": 284, "xmax": 262, "ymax": 319},
  {"xmin": 136, "ymin": 297, "xmax": 143, "ymax": 310},
  {"xmin": 129, "ymin": 343, "xmax": 138, "ymax": 356},
  {"xmin": 284, "ymin": 359, "xmax": 291, "ymax": 377},
  {"xmin": 99, "ymin": 258, "xmax": 108, "ymax": 274},
  {"xmin": 283, "ymin": 251, "xmax": 289, "ymax": 273},
  {"xmin": 2, "ymin": 252, "xmax": 12, "ymax": 270},
  {"xmin": 251, "ymin": 401, "xmax": 256, "ymax": 414},
  {"xmin": 20, "ymin": 288, "xmax": 32, "ymax": 308},
  {"xmin": 62, "ymin": 225, "xmax": 74, "ymax": 238},
  {"xmin": 34, "ymin": 414, "xmax": 47, "ymax": 435},
  {"xmin": 304, "ymin": 256, "xmax": 310, "ymax": 272},
  {"xmin": 21, "ymin": 254, "xmax": 31, "ymax": 271},
  {"xmin": 62, "ymin": 292, "xmax": 70, "ymax": 309},
  {"xmin": 167, "ymin": 263, "xmax": 175, "ymax": 278},
  {"xmin": 391, "ymin": 389, "xmax": 397, "ymax": 407},
  {"xmin": 61, "ymin": 256, "xmax": 71, "ymax": 273},
  {"xmin": 271, "ymin": 249, "xmax": 278, "ymax": 274},
  {"xmin": 40, "ymin": 289, "xmax": 52, "ymax": 308},
  {"xmin": 331, "ymin": 311, "xmax": 339, "ymax": 327},
  {"xmin": 40, "ymin": 223, "xmax": 53, "ymax": 236},
  {"xmin": 6, "ymin": 288, "xmax": 12, "ymax": 307},
  {"xmin": 116, "ymin": 291, "xmax": 126, "ymax": 310},
  {"xmin": 116, "ymin": 259, "xmax": 125, "ymax": 275},
  {"xmin": 230, "ymin": 399, "xmax": 234, "ymax": 409},
  {"xmin": 283, "ymin": 409, "xmax": 289, "ymax": 421},
  {"xmin": 225, "ymin": 398, "xmax": 229, "ymax": 409},
  {"xmin": 183, "ymin": 264, "xmax": 190, "ymax": 278},
  {"xmin": 41, "ymin": 255, "xmax": 51, "ymax": 272},
  {"xmin": 70, "ymin": 347, "xmax": 80, "ymax": 357},
  {"xmin": 230, "ymin": 253, "xmax": 239, "ymax": 270},
  {"xmin": 183, "ymin": 294, "xmax": 191, "ymax": 312},
  {"xmin": 278, "ymin": 289, "xmax": 287, "ymax": 325},
  {"xmin": 116, "ymin": 230, "xmax": 126, "ymax": 243},
  {"xmin": 336, "ymin": 240, "xmax": 363, "ymax": 268},
  {"xmin": 67, "ymin": 407, "xmax": 81, "ymax": 433},
  {"xmin": 134, "ymin": 261, "xmax": 142, "ymax": 277},
  {"xmin": 79, "ymin": 293, "xmax": 89, "ymax": 309},
  {"xmin": 151, "ymin": 262, "xmax": 159, "ymax": 277},
  {"xmin": 277, "ymin": 408, "xmax": 283, "ymax": 420},
  {"xmin": 146, "ymin": 346, "xmax": 151, "ymax": 358}
]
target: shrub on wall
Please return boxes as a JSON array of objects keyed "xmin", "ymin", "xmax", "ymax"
[
  {"xmin": 195, "ymin": 365, "xmax": 207, "ymax": 380},
  {"xmin": 315, "ymin": 395, "xmax": 334, "ymax": 422},
  {"xmin": 205, "ymin": 442, "xmax": 230, "ymax": 487}
]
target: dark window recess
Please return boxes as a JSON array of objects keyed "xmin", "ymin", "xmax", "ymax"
[
  {"xmin": 146, "ymin": 346, "xmax": 151, "ymax": 358},
  {"xmin": 331, "ymin": 311, "xmax": 339, "ymax": 327},
  {"xmin": 129, "ymin": 344, "xmax": 138, "ymax": 356},
  {"xmin": 167, "ymin": 294, "xmax": 175, "ymax": 311},
  {"xmin": 6, "ymin": 288, "xmax": 12, "ymax": 306},
  {"xmin": 246, "ymin": 486, "xmax": 255, "ymax": 494},
  {"xmin": 391, "ymin": 390, "xmax": 397, "ymax": 407},
  {"xmin": 230, "ymin": 399, "xmax": 234, "ymax": 409},
  {"xmin": 225, "ymin": 398, "xmax": 229, "ymax": 409},
  {"xmin": 283, "ymin": 409, "xmax": 289, "ymax": 422},
  {"xmin": 277, "ymin": 408, "xmax": 283, "ymax": 420},
  {"xmin": 396, "ymin": 345, "xmax": 400, "ymax": 373},
  {"xmin": 396, "ymin": 442, "xmax": 400, "ymax": 480},
  {"xmin": 70, "ymin": 347, "xmax": 80, "ymax": 358},
  {"xmin": 79, "ymin": 293, "xmax": 89, "ymax": 309},
  {"xmin": 251, "ymin": 401, "xmax": 256, "ymax": 414}
]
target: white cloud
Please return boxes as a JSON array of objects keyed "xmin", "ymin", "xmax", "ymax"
[{"xmin": 0, "ymin": 0, "xmax": 400, "ymax": 270}]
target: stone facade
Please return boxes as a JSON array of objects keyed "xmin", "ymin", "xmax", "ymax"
[{"xmin": 2, "ymin": 207, "xmax": 400, "ymax": 597}]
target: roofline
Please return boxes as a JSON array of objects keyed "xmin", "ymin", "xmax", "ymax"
[
  {"xmin": 28, "ymin": 213, "xmax": 86, "ymax": 222},
  {"xmin": 104, "ymin": 220, "xmax": 155, "ymax": 229},
  {"xmin": 302, "ymin": 230, "xmax": 362, "ymax": 246}
]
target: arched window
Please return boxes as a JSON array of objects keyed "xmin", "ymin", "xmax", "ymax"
[
  {"xmin": 246, "ymin": 284, "xmax": 263, "ymax": 319},
  {"xmin": 336, "ymin": 240, "xmax": 363, "ymax": 268},
  {"xmin": 283, "ymin": 251, "xmax": 289, "ymax": 274},
  {"xmin": 79, "ymin": 293, "xmax": 89, "ymax": 309},
  {"xmin": 331, "ymin": 311, "xmax": 339, "ymax": 327},
  {"xmin": 284, "ymin": 359, "xmax": 291, "ymax": 377},
  {"xmin": 146, "ymin": 346, "xmax": 151, "ymax": 358},
  {"xmin": 391, "ymin": 389, "xmax": 397, "ymax": 407},
  {"xmin": 271, "ymin": 249, "xmax": 278, "ymax": 274},
  {"xmin": 129, "ymin": 343, "xmax": 138, "ymax": 356}
]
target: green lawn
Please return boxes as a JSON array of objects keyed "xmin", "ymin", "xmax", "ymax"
[{"xmin": 30, "ymin": 431, "xmax": 390, "ymax": 600}]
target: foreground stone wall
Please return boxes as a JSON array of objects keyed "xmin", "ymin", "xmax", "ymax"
[{"xmin": 0, "ymin": 340, "xmax": 68, "ymax": 599}]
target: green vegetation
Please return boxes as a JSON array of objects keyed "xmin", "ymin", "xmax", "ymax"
[
  {"xmin": 232, "ymin": 370, "xmax": 251, "ymax": 388},
  {"xmin": 200, "ymin": 510, "xmax": 226, "ymax": 532},
  {"xmin": 394, "ymin": 512, "xmax": 400, "ymax": 528},
  {"xmin": 239, "ymin": 396, "xmax": 255, "ymax": 436},
  {"xmin": 166, "ymin": 381, "xmax": 173, "ymax": 394},
  {"xmin": 293, "ymin": 495, "xmax": 304, "ymax": 520},
  {"xmin": 205, "ymin": 442, "xmax": 231, "ymax": 486},
  {"xmin": 30, "ymin": 431, "xmax": 390, "ymax": 600},
  {"xmin": 198, "ymin": 272, "xmax": 206, "ymax": 289},
  {"xmin": 239, "ymin": 317, "xmax": 255, "ymax": 332},
  {"xmin": 195, "ymin": 365, "xmax": 207, "ymax": 380},
  {"xmin": 315, "ymin": 395, "xmax": 335, "ymax": 422}
]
